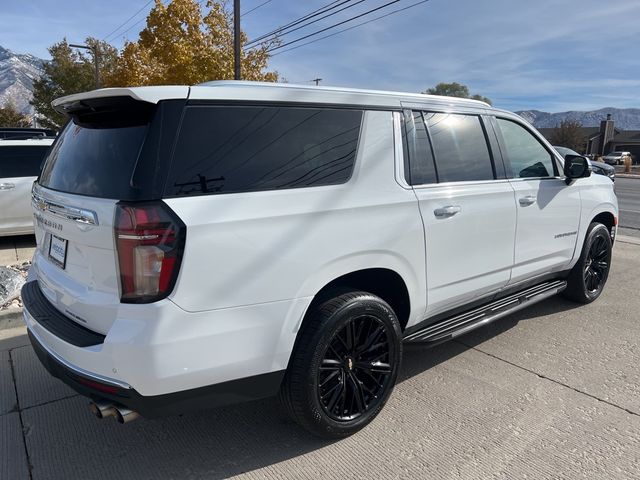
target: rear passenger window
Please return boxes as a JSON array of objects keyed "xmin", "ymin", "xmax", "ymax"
[
  {"xmin": 424, "ymin": 113, "xmax": 494, "ymax": 183},
  {"xmin": 496, "ymin": 118, "xmax": 556, "ymax": 178},
  {"xmin": 165, "ymin": 106, "xmax": 362, "ymax": 196},
  {"xmin": 0, "ymin": 145, "xmax": 50, "ymax": 178}
]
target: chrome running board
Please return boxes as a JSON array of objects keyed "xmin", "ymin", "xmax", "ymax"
[{"xmin": 404, "ymin": 280, "xmax": 567, "ymax": 344}]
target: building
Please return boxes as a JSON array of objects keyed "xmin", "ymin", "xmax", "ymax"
[{"xmin": 539, "ymin": 114, "xmax": 640, "ymax": 159}]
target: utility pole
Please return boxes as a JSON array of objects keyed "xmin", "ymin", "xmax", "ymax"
[
  {"xmin": 234, "ymin": 0, "xmax": 241, "ymax": 80},
  {"xmin": 70, "ymin": 43, "xmax": 100, "ymax": 89},
  {"xmin": 312, "ymin": 78, "xmax": 322, "ymax": 86}
]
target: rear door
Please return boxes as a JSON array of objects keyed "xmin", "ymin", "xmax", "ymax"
[
  {"xmin": 0, "ymin": 143, "xmax": 52, "ymax": 235},
  {"xmin": 31, "ymin": 98, "xmax": 184, "ymax": 334},
  {"xmin": 405, "ymin": 110, "xmax": 517, "ymax": 317},
  {"xmin": 491, "ymin": 117, "xmax": 581, "ymax": 283}
]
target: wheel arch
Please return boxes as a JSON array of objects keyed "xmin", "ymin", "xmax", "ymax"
[
  {"xmin": 303, "ymin": 268, "xmax": 412, "ymax": 332},
  {"xmin": 591, "ymin": 211, "xmax": 616, "ymax": 235}
]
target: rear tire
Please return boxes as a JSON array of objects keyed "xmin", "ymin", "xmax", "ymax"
[
  {"xmin": 280, "ymin": 291, "xmax": 402, "ymax": 438},
  {"xmin": 563, "ymin": 222, "xmax": 612, "ymax": 304}
]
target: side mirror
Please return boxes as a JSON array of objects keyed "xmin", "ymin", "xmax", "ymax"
[{"xmin": 564, "ymin": 155, "xmax": 591, "ymax": 184}]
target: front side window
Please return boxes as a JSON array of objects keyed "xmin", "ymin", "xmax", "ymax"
[
  {"xmin": 165, "ymin": 105, "xmax": 362, "ymax": 196},
  {"xmin": 424, "ymin": 113, "xmax": 494, "ymax": 183},
  {"xmin": 496, "ymin": 118, "xmax": 556, "ymax": 178},
  {"xmin": 0, "ymin": 145, "xmax": 50, "ymax": 178}
]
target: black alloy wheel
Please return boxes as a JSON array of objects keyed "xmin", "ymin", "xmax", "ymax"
[
  {"xmin": 563, "ymin": 222, "xmax": 612, "ymax": 303},
  {"xmin": 317, "ymin": 315, "xmax": 393, "ymax": 421},
  {"xmin": 280, "ymin": 291, "xmax": 402, "ymax": 438},
  {"xmin": 584, "ymin": 233, "xmax": 610, "ymax": 293}
]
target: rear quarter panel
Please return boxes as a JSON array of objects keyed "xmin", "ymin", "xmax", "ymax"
[{"xmin": 164, "ymin": 110, "xmax": 426, "ymax": 328}]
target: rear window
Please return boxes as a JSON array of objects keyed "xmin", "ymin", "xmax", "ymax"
[
  {"xmin": 38, "ymin": 97, "xmax": 184, "ymax": 200},
  {"xmin": 164, "ymin": 105, "xmax": 362, "ymax": 197},
  {"xmin": 0, "ymin": 145, "xmax": 50, "ymax": 178},
  {"xmin": 39, "ymin": 123, "xmax": 147, "ymax": 198}
]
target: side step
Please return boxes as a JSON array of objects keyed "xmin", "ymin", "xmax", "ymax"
[{"xmin": 404, "ymin": 279, "xmax": 567, "ymax": 344}]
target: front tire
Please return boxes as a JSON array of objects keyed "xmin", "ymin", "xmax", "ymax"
[
  {"xmin": 280, "ymin": 291, "xmax": 402, "ymax": 438},
  {"xmin": 563, "ymin": 222, "xmax": 612, "ymax": 303}
]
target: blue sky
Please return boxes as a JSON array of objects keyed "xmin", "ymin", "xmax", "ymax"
[{"xmin": 1, "ymin": 0, "xmax": 639, "ymax": 112}]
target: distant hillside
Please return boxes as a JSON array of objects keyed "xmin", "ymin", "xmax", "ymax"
[
  {"xmin": 516, "ymin": 108, "xmax": 640, "ymax": 130},
  {"xmin": 0, "ymin": 45, "xmax": 44, "ymax": 115}
]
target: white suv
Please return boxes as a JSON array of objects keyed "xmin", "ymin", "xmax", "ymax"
[
  {"xmin": 23, "ymin": 82, "xmax": 617, "ymax": 438},
  {"xmin": 0, "ymin": 136, "xmax": 54, "ymax": 236}
]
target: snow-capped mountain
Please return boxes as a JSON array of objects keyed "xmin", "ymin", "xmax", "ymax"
[
  {"xmin": 516, "ymin": 108, "xmax": 640, "ymax": 130},
  {"xmin": 0, "ymin": 45, "xmax": 44, "ymax": 115}
]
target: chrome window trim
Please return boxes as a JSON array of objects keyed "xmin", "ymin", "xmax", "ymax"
[
  {"xmin": 31, "ymin": 191, "xmax": 99, "ymax": 225},
  {"xmin": 411, "ymin": 178, "xmax": 512, "ymax": 189},
  {"xmin": 27, "ymin": 325, "xmax": 132, "ymax": 390}
]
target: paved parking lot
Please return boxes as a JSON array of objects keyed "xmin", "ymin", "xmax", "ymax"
[{"xmin": 1, "ymin": 238, "xmax": 639, "ymax": 479}]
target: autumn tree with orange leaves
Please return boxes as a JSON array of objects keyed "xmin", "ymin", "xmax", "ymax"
[{"xmin": 106, "ymin": 0, "xmax": 278, "ymax": 86}]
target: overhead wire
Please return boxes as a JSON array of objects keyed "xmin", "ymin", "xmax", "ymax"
[
  {"xmin": 245, "ymin": 0, "xmax": 352, "ymax": 47},
  {"xmin": 103, "ymin": 0, "xmax": 154, "ymax": 41},
  {"xmin": 263, "ymin": 0, "xmax": 406, "ymax": 53},
  {"xmin": 270, "ymin": 0, "xmax": 431, "ymax": 56}
]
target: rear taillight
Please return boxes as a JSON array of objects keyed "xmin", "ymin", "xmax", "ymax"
[{"xmin": 114, "ymin": 202, "xmax": 186, "ymax": 303}]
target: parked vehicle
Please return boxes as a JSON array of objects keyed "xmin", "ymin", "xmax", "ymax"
[
  {"xmin": 554, "ymin": 146, "xmax": 615, "ymax": 182},
  {"xmin": 0, "ymin": 127, "xmax": 57, "ymax": 140},
  {"xmin": 23, "ymin": 82, "xmax": 618, "ymax": 438},
  {"xmin": 603, "ymin": 151, "xmax": 632, "ymax": 165},
  {"xmin": 0, "ymin": 137, "xmax": 54, "ymax": 236}
]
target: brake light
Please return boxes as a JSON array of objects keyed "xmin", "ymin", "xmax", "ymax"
[{"xmin": 115, "ymin": 202, "xmax": 186, "ymax": 303}]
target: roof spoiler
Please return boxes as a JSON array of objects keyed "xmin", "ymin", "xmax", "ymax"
[{"xmin": 52, "ymin": 86, "xmax": 190, "ymax": 115}]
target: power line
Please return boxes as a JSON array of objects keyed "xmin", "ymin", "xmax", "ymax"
[
  {"xmin": 105, "ymin": 0, "xmax": 208, "ymax": 44},
  {"xmin": 271, "ymin": 0, "xmax": 430, "ymax": 56},
  {"xmin": 245, "ymin": 0, "xmax": 350, "ymax": 47},
  {"xmin": 246, "ymin": 0, "xmax": 367, "ymax": 49},
  {"xmin": 103, "ymin": 0, "xmax": 154, "ymax": 41},
  {"xmin": 265, "ymin": 0, "xmax": 404, "ymax": 53},
  {"xmin": 242, "ymin": 0, "xmax": 273, "ymax": 17}
]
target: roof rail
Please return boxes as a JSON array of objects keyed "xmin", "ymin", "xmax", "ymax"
[{"xmin": 0, "ymin": 127, "xmax": 57, "ymax": 140}]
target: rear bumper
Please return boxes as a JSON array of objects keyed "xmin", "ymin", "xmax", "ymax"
[
  {"xmin": 28, "ymin": 326, "xmax": 284, "ymax": 417},
  {"xmin": 22, "ymin": 279, "xmax": 310, "ymax": 415}
]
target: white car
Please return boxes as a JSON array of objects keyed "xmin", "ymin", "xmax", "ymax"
[
  {"xmin": 0, "ymin": 136, "xmax": 54, "ymax": 236},
  {"xmin": 23, "ymin": 82, "xmax": 617, "ymax": 438}
]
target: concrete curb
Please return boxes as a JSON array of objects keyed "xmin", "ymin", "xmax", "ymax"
[
  {"xmin": 615, "ymin": 174, "xmax": 640, "ymax": 179},
  {"xmin": 0, "ymin": 307, "xmax": 23, "ymax": 331}
]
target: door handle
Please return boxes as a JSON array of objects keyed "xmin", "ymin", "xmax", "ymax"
[
  {"xmin": 519, "ymin": 195, "xmax": 536, "ymax": 207},
  {"xmin": 434, "ymin": 205, "xmax": 461, "ymax": 218},
  {"xmin": 0, "ymin": 183, "xmax": 15, "ymax": 191}
]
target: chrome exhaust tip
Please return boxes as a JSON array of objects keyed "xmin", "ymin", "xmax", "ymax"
[
  {"xmin": 89, "ymin": 401, "xmax": 117, "ymax": 419},
  {"xmin": 114, "ymin": 406, "xmax": 140, "ymax": 424}
]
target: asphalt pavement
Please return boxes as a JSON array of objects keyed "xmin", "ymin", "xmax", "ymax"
[
  {"xmin": 1, "ymin": 239, "xmax": 640, "ymax": 479},
  {"xmin": 616, "ymin": 177, "xmax": 640, "ymax": 233}
]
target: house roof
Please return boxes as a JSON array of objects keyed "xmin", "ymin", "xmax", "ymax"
[{"xmin": 612, "ymin": 130, "xmax": 640, "ymax": 143}]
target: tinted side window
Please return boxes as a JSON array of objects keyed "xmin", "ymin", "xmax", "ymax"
[
  {"xmin": 496, "ymin": 118, "xmax": 556, "ymax": 178},
  {"xmin": 166, "ymin": 106, "xmax": 362, "ymax": 196},
  {"xmin": 403, "ymin": 111, "xmax": 437, "ymax": 185},
  {"xmin": 424, "ymin": 113, "xmax": 494, "ymax": 182},
  {"xmin": 0, "ymin": 146, "xmax": 50, "ymax": 178}
]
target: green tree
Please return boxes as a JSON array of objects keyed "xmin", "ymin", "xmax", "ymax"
[
  {"xmin": 549, "ymin": 119, "xmax": 585, "ymax": 153},
  {"xmin": 108, "ymin": 0, "xmax": 278, "ymax": 86},
  {"xmin": 31, "ymin": 38, "xmax": 119, "ymax": 129},
  {"xmin": 423, "ymin": 82, "xmax": 492, "ymax": 105},
  {"xmin": 0, "ymin": 101, "xmax": 31, "ymax": 128}
]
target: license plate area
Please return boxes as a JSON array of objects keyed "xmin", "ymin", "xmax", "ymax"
[{"xmin": 48, "ymin": 234, "xmax": 68, "ymax": 269}]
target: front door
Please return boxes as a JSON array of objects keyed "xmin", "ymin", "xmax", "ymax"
[{"xmin": 492, "ymin": 117, "xmax": 581, "ymax": 283}]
